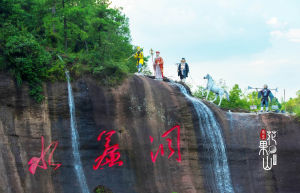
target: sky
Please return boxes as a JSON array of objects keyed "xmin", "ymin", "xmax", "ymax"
[{"xmin": 111, "ymin": 0, "xmax": 300, "ymax": 100}]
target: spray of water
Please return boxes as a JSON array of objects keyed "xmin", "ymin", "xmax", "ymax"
[
  {"xmin": 172, "ymin": 82, "xmax": 234, "ymax": 193},
  {"xmin": 66, "ymin": 71, "xmax": 90, "ymax": 193}
]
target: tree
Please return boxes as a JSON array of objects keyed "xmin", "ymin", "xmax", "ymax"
[
  {"xmin": 1, "ymin": 0, "xmax": 140, "ymax": 101},
  {"xmin": 220, "ymin": 84, "xmax": 248, "ymax": 110},
  {"xmin": 3, "ymin": 32, "xmax": 51, "ymax": 102},
  {"xmin": 283, "ymin": 91, "xmax": 300, "ymax": 118}
]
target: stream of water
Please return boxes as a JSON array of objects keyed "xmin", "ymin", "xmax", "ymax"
[
  {"xmin": 66, "ymin": 71, "xmax": 90, "ymax": 193},
  {"xmin": 172, "ymin": 83, "xmax": 234, "ymax": 193}
]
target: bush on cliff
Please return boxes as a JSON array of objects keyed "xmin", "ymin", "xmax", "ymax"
[{"xmin": 2, "ymin": 30, "xmax": 51, "ymax": 102}]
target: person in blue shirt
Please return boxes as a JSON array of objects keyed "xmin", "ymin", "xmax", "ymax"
[
  {"xmin": 258, "ymin": 84, "xmax": 274, "ymax": 112},
  {"xmin": 177, "ymin": 58, "xmax": 189, "ymax": 82}
]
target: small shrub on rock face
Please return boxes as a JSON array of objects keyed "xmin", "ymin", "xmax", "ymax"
[{"xmin": 93, "ymin": 185, "xmax": 113, "ymax": 193}]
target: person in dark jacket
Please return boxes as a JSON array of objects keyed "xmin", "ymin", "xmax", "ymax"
[
  {"xmin": 177, "ymin": 58, "xmax": 189, "ymax": 81},
  {"xmin": 258, "ymin": 84, "xmax": 274, "ymax": 112}
]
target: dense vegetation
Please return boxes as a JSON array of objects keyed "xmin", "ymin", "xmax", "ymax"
[
  {"xmin": 193, "ymin": 83, "xmax": 300, "ymax": 118},
  {"xmin": 283, "ymin": 91, "xmax": 300, "ymax": 118},
  {"xmin": 0, "ymin": 0, "xmax": 142, "ymax": 102}
]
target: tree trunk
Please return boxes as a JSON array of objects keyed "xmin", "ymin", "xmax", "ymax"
[
  {"xmin": 52, "ymin": 0, "xmax": 56, "ymax": 33},
  {"xmin": 62, "ymin": 0, "xmax": 67, "ymax": 50},
  {"xmin": 84, "ymin": 40, "xmax": 89, "ymax": 52}
]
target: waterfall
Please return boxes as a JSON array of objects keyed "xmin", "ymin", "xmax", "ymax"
[
  {"xmin": 66, "ymin": 71, "xmax": 90, "ymax": 193},
  {"xmin": 172, "ymin": 83, "xmax": 234, "ymax": 193},
  {"xmin": 227, "ymin": 111, "xmax": 233, "ymax": 132}
]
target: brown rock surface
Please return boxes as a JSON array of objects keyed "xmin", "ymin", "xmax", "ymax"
[{"xmin": 0, "ymin": 73, "xmax": 299, "ymax": 193}]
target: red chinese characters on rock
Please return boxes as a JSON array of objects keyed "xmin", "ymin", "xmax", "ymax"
[
  {"xmin": 150, "ymin": 125, "xmax": 181, "ymax": 163},
  {"xmin": 93, "ymin": 130, "xmax": 124, "ymax": 170},
  {"xmin": 28, "ymin": 136, "xmax": 61, "ymax": 175}
]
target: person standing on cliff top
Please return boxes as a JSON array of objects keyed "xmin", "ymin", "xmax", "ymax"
[
  {"xmin": 153, "ymin": 51, "xmax": 164, "ymax": 80},
  {"xmin": 134, "ymin": 46, "xmax": 144, "ymax": 74},
  {"xmin": 177, "ymin": 58, "xmax": 189, "ymax": 82},
  {"xmin": 258, "ymin": 84, "xmax": 274, "ymax": 112}
]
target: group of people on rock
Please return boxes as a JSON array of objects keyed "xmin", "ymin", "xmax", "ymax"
[
  {"xmin": 134, "ymin": 47, "xmax": 189, "ymax": 82},
  {"xmin": 133, "ymin": 46, "xmax": 274, "ymax": 112}
]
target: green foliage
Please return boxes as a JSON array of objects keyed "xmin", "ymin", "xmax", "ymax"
[
  {"xmin": 220, "ymin": 84, "xmax": 249, "ymax": 110},
  {"xmin": 247, "ymin": 91, "xmax": 261, "ymax": 106},
  {"xmin": 94, "ymin": 185, "xmax": 113, "ymax": 193},
  {"xmin": 47, "ymin": 58, "xmax": 66, "ymax": 81},
  {"xmin": 3, "ymin": 31, "xmax": 51, "ymax": 102},
  {"xmin": 193, "ymin": 86, "xmax": 204, "ymax": 99},
  {"xmin": 270, "ymin": 97, "xmax": 282, "ymax": 109},
  {"xmin": 140, "ymin": 55, "xmax": 152, "ymax": 75},
  {"xmin": 283, "ymin": 90, "xmax": 300, "ymax": 118},
  {"xmin": 193, "ymin": 86, "xmax": 216, "ymax": 101},
  {"xmin": 1, "ymin": 0, "xmax": 141, "ymax": 101},
  {"xmin": 193, "ymin": 83, "xmax": 249, "ymax": 110}
]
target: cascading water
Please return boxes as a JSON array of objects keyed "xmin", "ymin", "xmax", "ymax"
[
  {"xmin": 227, "ymin": 111, "xmax": 233, "ymax": 131},
  {"xmin": 66, "ymin": 71, "xmax": 90, "ymax": 193},
  {"xmin": 172, "ymin": 83, "xmax": 234, "ymax": 193}
]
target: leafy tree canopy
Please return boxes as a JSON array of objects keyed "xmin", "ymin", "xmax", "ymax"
[{"xmin": 0, "ymin": 0, "xmax": 142, "ymax": 101}]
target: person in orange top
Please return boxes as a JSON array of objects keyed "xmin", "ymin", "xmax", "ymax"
[{"xmin": 153, "ymin": 51, "xmax": 164, "ymax": 80}]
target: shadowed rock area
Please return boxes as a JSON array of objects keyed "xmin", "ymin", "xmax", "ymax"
[{"xmin": 0, "ymin": 73, "xmax": 299, "ymax": 193}]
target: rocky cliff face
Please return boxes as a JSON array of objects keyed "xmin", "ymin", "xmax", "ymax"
[
  {"xmin": 0, "ymin": 73, "xmax": 299, "ymax": 193},
  {"xmin": 205, "ymin": 102, "xmax": 300, "ymax": 193}
]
